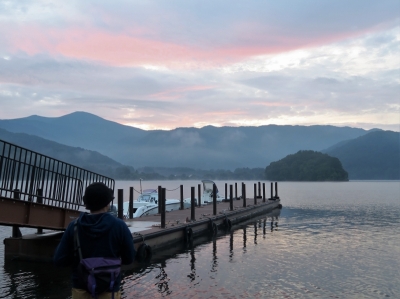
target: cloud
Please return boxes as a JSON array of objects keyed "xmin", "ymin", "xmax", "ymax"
[
  {"xmin": 1, "ymin": 1, "xmax": 399, "ymax": 67},
  {"xmin": 0, "ymin": 1, "xmax": 398, "ymax": 131}
]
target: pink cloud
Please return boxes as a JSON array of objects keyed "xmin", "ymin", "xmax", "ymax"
[
  {"xmin": 149, "ymin": 85, "xmax": 217, "ymax": 100},
  {"xmin": 1, "ymin": 21, "xmax": 388, "ymax": 68}
]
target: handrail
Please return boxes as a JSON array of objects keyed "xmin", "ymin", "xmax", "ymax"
[{"xmin": 0, "ymin": 139, "xmax": 115, "ymax": 210}]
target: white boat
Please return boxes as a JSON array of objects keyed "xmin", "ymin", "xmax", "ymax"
[
  {"xmin": 112, "ymin": 189, "xmax": 181, "ymax": 218},
  {"xmin": 184, "ymin": 180, "xmax": 225, "ymax": 206}
]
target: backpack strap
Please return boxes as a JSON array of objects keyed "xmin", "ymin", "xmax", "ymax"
[
  {"xmin": 74, "ymin": 217, "xmax": 116, "ymax": 299},
  {"xmin": 73, "ymin": 218, "xmax": 83, "ymax": 261}
]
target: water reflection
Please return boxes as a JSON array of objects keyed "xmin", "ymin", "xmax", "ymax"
[
  {"xmin": 1, "ymin": 209, "xmax": 282, "ymax": 299},
  {"xmin": 229, "ymin": 231, "xmax": 234, "ymax": 262},
  {"xmin": 155, "ymin": 261, "xmax": 170, "ymax": 296},
  {"xmin": 187, "ymin": 245, "xmax": 196, "ymax": 282},
  {"xmin": 242, "ymin": 227, "xmax": 247, "ymax": 253},
  {"xmin": 2, "ymin": 259, "xmax": 71, "ymax": 299},
  {"xmin": 254, "ymin": 223, "xmax": 258, "ymax": 244},
  {"xmin": 210, "ymin": 238, "xmax": 217, "ymax": 274}
]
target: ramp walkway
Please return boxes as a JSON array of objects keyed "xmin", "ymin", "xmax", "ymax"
[{"xmin": 0, "ymin": 139, "xmax": 114, "ymax": 233}]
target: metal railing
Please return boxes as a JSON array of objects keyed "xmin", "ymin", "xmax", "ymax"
[{"xmin": 0, "ymin": 139, "xmax": 115, "ymax": 210}]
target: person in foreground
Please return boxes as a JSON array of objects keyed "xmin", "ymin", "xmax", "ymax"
[{"xmin": 54, "ymin": 182, "xmax": 136, "ymax": 299}]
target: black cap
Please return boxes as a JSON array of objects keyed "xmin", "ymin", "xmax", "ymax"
[{"xmin": 83, "ymin": 182, "xmax": 114, "ymax": 211}]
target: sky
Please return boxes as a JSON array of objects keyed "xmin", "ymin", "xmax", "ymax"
[{"xmin": 0, "ymin": 0, "xmax": 399, "ymax": 131}]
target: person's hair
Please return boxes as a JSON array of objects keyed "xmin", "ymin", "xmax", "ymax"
[{"xmin": 83, "ymin": 182, "xmax": 114, "ymax": 211}]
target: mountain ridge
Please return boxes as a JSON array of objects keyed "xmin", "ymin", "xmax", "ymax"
[
  {"xmin": 0, "ymin": 111, "xmax": 370, "ymax": 170},
  {"xmin": 324, "ymin": 130, "xmax": 400, "ymax": 179}
]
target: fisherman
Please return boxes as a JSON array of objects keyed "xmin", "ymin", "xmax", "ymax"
[{"xmin": 54, "ymin": 182, "xmax": 136, "ymax": 299}]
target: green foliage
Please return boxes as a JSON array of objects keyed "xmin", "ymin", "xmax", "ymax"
[
  {"xmin": 265, "ymin": 150, "xmax": 348, "ymax": 181},
  {"xmin": 134, "ymin": 167, "xmax": 266, "ymax": 181}
]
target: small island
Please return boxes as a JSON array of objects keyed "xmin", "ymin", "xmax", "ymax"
[{"xmin": 265, "ymin": 150, "xmax": 348, "ymax": 181}]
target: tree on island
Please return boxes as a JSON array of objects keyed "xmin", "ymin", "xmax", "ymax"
[{"xmin": 265, "ymin": 150, "xmax": 348, "ymax": 181}]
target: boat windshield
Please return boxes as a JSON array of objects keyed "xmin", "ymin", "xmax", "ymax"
[
  {"xmin": 141, "ymin": 195, "xmax": 151, "ymax": 202},
  {"xmin": 142, "ymin": 189, "xmax": 157, "ymax": 194},
  {"xmin": 202, "ymin": 180, "xmax": 218, "ymax": 192}
]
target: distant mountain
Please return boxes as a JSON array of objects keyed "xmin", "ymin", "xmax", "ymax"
[
  {"xmin": 0, "ymin": 112, "xmax": 147, "ymax": 160},
  {"xmin": 265, "ymin": 150, "xmax": 348, "ymax": 181},
  {"xmin": 0, "ymin": 128, "xmax": 268, "ymax": 181},
  {"xmin": 0, "ymin": 112, "xmax": 369, "ymax": 170},
  {"xmin": 323, "ymin": 130, "xmax": 400, "ymax": 180},
  {"xmin": 0, "ymin": 128, "xmax": 124, "ymax": 177}
]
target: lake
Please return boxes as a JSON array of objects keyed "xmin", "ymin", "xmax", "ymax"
[{"xmin": 1, "ymin": 181, "xmax": 399, "ymax": 298}]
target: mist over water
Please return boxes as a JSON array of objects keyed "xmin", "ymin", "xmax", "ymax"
[{"xmin": 1, "ymin": 181, "xmax": 399, "ymax": 298}]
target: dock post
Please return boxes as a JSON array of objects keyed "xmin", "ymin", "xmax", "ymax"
[
  {"xmin": 270, "ymin": 182, "xmax": 273, "ymax": 199},
  {"xmin": 191, "ymin": 187, "xmax": 195, "ymax": 221},
  {"xmin": 12, "ymin": 226, "xmax": 22, "ymax": 238},
  {"xmin": 129, "ymin": 187, "xmax": 134, "ymax": 219},
  {"xmin": 262, "ymin": 183, "xmax": 266, "ymax": 202},
  {"xmin": 180, "ymin": 185, "xmax": 184, "ymax": 210},
  {"xmin": 12, "ymin": 190, "xmax": 22, "ymax": 237},
  {"xmin": 158, "ymin": 186, "xmax": 161, "ymax": 213},
  {"xmin": 225, "ymin": 183, "xmax": 227, "ymax": 202},
  {"xmin": 229, "ymin": 184, "xmax": 233, "ymax": 211},
  {"xmin": 275, "ymin": 182, "xmax": 279, "ymax": 199},
  {"xmin": 213, "ymin": 183, "xmax": 217, "ymax": 216},
  {"xmin": 254, "ymin": 183, "xmax": 257, "ymax": 205},
  {"xmin": 161, "ymin": 188, "xmax": 166, "ymax": 228},
  {"xmin": 117, "ymin": 189, "xmax": 123, "ymax": 220},
  {"xmin": 258, "ymin": 182, "xmax": 261, "ymax": 198},
  {"xmin": 235, "ymin": 183, "xmax": 238, "ymax": 200},
  {"xmin": 242, "ymin": 183, "xmax": 247, "ymax": 207},
  {"xmin": 198, "ymin": 184, "xmax": 201, "ymax": 206}
]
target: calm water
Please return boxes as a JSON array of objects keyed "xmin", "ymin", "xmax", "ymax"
[{"xmin": 0, "ymin": 181, "xmax": 399, "ymax": 299}]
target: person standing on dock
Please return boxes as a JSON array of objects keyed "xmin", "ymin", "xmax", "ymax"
[{"xmin": 54, "ymin": 182, "xmax": 136, "ymax": 299}]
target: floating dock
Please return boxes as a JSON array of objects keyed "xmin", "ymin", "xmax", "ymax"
[{"xmin": 3, "ymin": 197, "xmax": 281, "ymax": 263}]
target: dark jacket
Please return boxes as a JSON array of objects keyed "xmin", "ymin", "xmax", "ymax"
[{"xmin": 54, "ymin": 212, "xmax": 135, "ymax": 291}]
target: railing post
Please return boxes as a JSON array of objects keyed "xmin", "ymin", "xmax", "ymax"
[
  {"xmin": 180, "ymin": 185, "xmax": 184, "ymax": 210},
  {"xmin": 213, "ymin": 183, "xmax": 217, "ymax": 216},
  {"xmin": 262, "ymin": 183, "xmax": 266, "ymax": 202},
  {"xmin": 229, "ymin": 184, "xmax": 233, "ymax": 211},
  {"xmin": 117, "ymin": 189, "xmax": 123, "ymax": 219},
  {"xmin": 129, "ymin": 187, "xmax": 134, "ymax": 219},
  {"xmin": 161, "ymin": 188, "xmax": 166, "ymax": 228},
  {"xmin": 37, "ymin": 188, "xmax": 43, "ymax": 204},
  {"xmin": 258, "ymin": 182, "xmax": 261, "ymax": 198},
  {"xmin": 198, "ymin": 184, "xmax": 201, "ymax": 207},
  {"xmin": 191, "ymin": 187, "xmax": 195, "ymax": 221},
  {"xmin": 13, "ymin": 189, "xmax": 20, "ymax": 200}
]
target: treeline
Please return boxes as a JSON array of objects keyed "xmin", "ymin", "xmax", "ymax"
[
  {"xmin": 265, "ymin": 150, "xmax": 348, "ymax": 181},
  {"xmin": 111, "ymin": 166, "xmax": 266, "ymax": 181}
]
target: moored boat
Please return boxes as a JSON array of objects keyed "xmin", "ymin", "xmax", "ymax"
[
  {"xmin": 113, "ymin": 189, "xmax": 180, "ymax": 218},
  {"xmin": 184, "ymin": 179, "xmax": 225, "ymax": 206}
]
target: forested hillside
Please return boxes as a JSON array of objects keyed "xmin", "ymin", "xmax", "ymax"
[
  {"xmin": 0, "ymin": 128, "xmax": 126, "ymax": 178},
  {"xmin": 265, "ymin": 150, "xmax": 348, "ymax": 181},
  {"xmin": 324, "ymin": 130, "xmax": 400, "ymax": 179}
]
